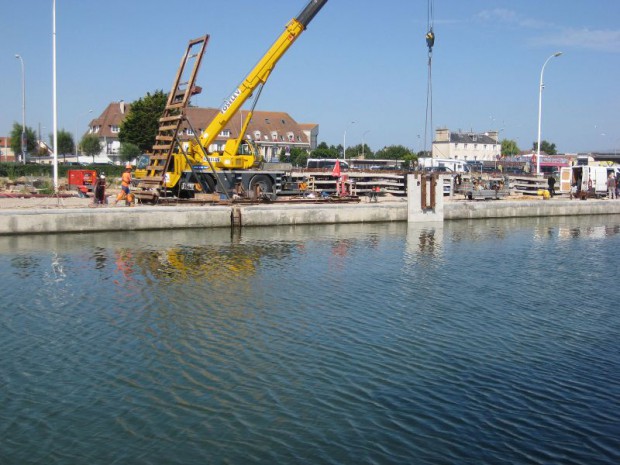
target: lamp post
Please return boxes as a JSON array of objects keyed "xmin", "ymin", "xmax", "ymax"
[
  {"xmin": 343, "ymin": 121, "xmax": 355, "ymax": 163},
  {"xmin": 52, "ymin": 0, "xmax": 59, "ymax": 192},
  {"xmin": 15, "ymin": 54, "xmax": 26, "ymax": 164},
  {"xmin": 75, "ymin": 109, "xmax": 93, "ymax": 163},
  {"xmin": 536, "ymin": 51, "xmax": 562, "ymax": 175},
  {"xmin": 362, "ymin": 130, "xmax": 370, "ymax": 158}
]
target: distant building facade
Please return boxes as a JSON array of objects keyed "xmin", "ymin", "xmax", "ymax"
[
  {"xmin": 87, "ymin": 101, "xmax": 131, "ymax": 161},
  {"xmin": 0, "ymin": 136, "xmax": 16, "ymax": 162},
  {"xmin": 88, "ymin": 102, "xmax": 315, "ymax": 162},
  {"xmin": 432, "ymin": 128, "xmax": 501, "ymax": 161}
]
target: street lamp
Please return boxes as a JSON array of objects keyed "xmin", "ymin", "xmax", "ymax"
[
  {"xmin": 343, "ymin": 121, "xmax": 356, "ymax": 163},
  {"xmin": 75, "ymin": 109, "xmax": 93, "ymax": 163},
  {"xmin": 15, "ymin": 54, "xmax": 26, "ymax": 164},
  {"xmin": 362, "ymin": 130, "xmax": 370, "ymax": 158},
  {"xmin": 536, "ymin": 51, "xmax": 562, "ymax": 175}
]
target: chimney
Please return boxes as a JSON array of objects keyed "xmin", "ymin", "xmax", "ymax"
[{"xmin": 119, "ymin": 100, "xmax": 125, "ymax": 114}]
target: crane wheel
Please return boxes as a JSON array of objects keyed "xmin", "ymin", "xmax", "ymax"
[{"xmin": 249, "ymin": 175, "xmax": 274, "ymax": 200}]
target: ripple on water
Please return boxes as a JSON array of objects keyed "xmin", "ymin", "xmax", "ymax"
[{"xmin": 1, "ymin": 218, "xmax": 620, "ymax": 464}]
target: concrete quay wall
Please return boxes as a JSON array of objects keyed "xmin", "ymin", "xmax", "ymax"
[
  {"xmin": 239, "ymin": 202, "xmax": 407, "ymax": 227},
  {"xmin": 1, "ymin": 199, "xmax": 619, "ymax": 236},
  {"xmin": 444, "ymin": 199, "xmax": 620, "ymax": 220},
  {"xmin": 0, "ymin": 206, "xmax": 233, "ymax": 235},
  {"xmin": 0, "ymin": 202, "xmax": 408, "ymax": 236}
]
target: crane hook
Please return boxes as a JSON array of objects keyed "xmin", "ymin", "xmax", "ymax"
[{"xmin": 426, "ymin": 28, "xmax": 435, "ymax": 53}]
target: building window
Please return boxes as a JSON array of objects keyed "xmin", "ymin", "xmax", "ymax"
[
  {"xmin": 287, "ymin": 132, "xmax": 295, "ymax": 142},
  {"xmin": 220, "ymin": 129, "xmax": 230, "ymax": 137},
  {"xmin": 265, "ymin": 118, "xmax": 270, "ymax": 124},
  {"xmin": 110, "ymin": 125, "xmax": 120, "ymax": 133},
  {"xmin": 186, "ymin": 128, "xmax": 194, "ymax": 136},
  {"xmin": 281, "ymin": 119, "xmax": 286, "ymax": 125},
  {"xmin": 271, "ymin": 131, "xmax": 278, "ymax": 141},
  {"xmin": 254, "ymin": 131, "xmax": 261, "ymax": 140}
]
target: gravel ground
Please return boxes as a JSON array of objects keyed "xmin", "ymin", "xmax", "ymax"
[
  {"xmin": 0, "ymin": 196, "xmax": 95, "ymax": 210},
  {"xmin": 0, "ymin": 189, "xmax": 124, "ymax": 210}
]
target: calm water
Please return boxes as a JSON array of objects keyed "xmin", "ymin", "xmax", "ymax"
[{"xmin": 1, "ymin": 216, "xmax": 619, "ymax": 465}]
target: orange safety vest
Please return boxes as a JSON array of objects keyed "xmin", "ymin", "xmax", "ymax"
[{"xmin": 121, "ymin": 171, "xmax": 132, "ymax": 188}]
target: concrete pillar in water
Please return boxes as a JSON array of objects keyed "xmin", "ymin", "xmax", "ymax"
[{"xmin": 407, "ymin": 173, "xmax": 445, "ymax": 223}]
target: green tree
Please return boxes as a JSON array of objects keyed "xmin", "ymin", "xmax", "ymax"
[
  {"xmin": 402, "ymin": 152, "xmax": 418, "ymax": 169},
  {"xmin": 374, "ymin": 145, "xmax": 415, "ymax": 160},
  {"xmin": 119, "ymin": 142, "xmax": 141, "ymax": 163},
  {"xmin": 119, "ymin": 90, "xmax": 168, "ymax": 152},
  {"xmin": 347, "ymin": 143, "xmax": 373, "ymax": 159},
  {"xmin": 10, "ymin": 122, "xmax": 37, "ymax": 161},
  {"xmin": 532, "ymin": 140, "xmax": 557, "ymax": 155},
  {"xmin": 501, "ymin": 139, "xmax": 520, "ymax": 156},
  {"xmin": 81, "ymin": 134, "xmax": 103, "ymax": 163},
  {"xmin": 56, "ymin": 129, "xmax": 75, "ymax": 163},
  {"xmin": 311, "ymin": 142, "xmax": 339, "ymax": 159},
  {"xmin": 280, "ymin": 146, "xmax": 309, "ymax": 167}
]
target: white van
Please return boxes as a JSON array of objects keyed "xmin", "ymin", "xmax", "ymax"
[{"xmin": 559, "ymin": 166, "xmax": 608, "ymax": 198}]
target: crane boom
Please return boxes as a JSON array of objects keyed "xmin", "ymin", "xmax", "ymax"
[{"xmin": 190, "ymin": 0, "xmax": 328, "ymax": 158}]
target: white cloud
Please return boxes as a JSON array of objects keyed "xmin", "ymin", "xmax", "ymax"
[
  {"xmin": 475, "ymin": 9, "xmax": 550, "ymax": 29},
  {"xmin": 476, "ymin": 9, "xmax": 620, "ymax": 53},
  {"xmin": 533, "ymin": 28, "xmax": 620, "ymax": 53}
]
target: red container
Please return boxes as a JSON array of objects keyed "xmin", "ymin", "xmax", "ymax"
[{"xmin": 68, "ymin": 169, "xmax": 97, "ymax": 192}]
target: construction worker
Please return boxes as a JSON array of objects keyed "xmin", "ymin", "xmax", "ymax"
[{"xmin": 115, "ymin": 164, "xmax": 134, "ymax": 206}]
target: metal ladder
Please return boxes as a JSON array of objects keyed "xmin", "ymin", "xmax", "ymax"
[{"xmin": 135, "ymin": 35, "xmax": 209, "ymax": 201}]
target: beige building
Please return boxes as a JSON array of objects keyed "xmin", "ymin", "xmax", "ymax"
[
  {"xmin": 88, "ymin": 102, "xmax": 315, "ymax": 162},
  {"xmin": 432, "ymin": 128, "xmax": 501, "ymax": 161}
]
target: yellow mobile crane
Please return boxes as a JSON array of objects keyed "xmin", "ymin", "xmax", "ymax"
[{"xmin": 135, "ymin": 0, "xmax": 327, "ymax": 201}]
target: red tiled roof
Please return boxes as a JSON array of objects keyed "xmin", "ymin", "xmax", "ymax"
[
  {"xmin": 182, "ymin": 108, "xmax": 310, "ymax": 145},
  {"xmin": 90, "ymin": 103, "xmax": 312, "ymax": 146},
  {"xmin": 89, "ymin": 101, "xmax": 132, "ymax": 138}
]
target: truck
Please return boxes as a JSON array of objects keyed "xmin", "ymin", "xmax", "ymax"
[{"xmin": 134, "ymin": 0, "xmax": 328, "ymax": 202}]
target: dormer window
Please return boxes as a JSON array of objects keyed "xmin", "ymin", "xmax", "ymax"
[
  {"xmin": 220, "ymin": 129, "xmax": 231, "ymax": 137},
  {"xmin": 254, "ymin": 130, "xmax": 261, "ymax": 139},
  {"xmin": 271, "ymin": 131, "xmax": 278, "ymax": 141}
]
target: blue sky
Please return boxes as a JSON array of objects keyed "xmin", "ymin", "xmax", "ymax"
[{"xmin": 1, "ymin": 0, "xmax": 619, "ymax": 154}]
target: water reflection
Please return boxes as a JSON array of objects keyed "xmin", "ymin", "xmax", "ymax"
[
  {"xmin": 1, "ymin": 216, "xmax": 619, "ymax": 283},
  {"xmin": 407, "ymin": 223, "xmax": 444, "ymax": 258}
]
